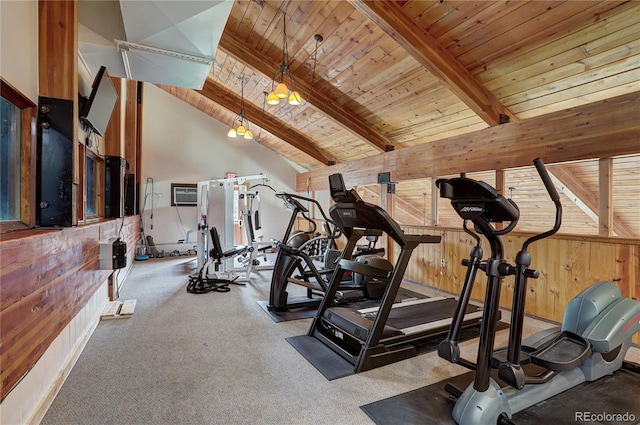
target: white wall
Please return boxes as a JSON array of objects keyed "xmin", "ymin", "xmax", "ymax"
[
  {"xmin": 141, "ymin": 83, "xmax": 299, "ymax": 247},
  {"xmin": 1, "ymin": 0, "xmax": 38, "ymax": 102}
]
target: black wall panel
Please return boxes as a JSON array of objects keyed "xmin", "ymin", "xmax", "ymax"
[{"xmin": 36, "ymin": 97, "xmax": 74, "ymax": 227}]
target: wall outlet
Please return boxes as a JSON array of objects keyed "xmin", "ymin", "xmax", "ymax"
[{"xmin": 441, "ymin": 259, "xmax": 446, "ymax": 268}]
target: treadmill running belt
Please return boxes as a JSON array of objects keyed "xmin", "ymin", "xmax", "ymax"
[{"xmin": 361, "ymin": 298, "xmax": 481, "ymax": 331}]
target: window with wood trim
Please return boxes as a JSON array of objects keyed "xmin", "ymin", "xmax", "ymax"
[
  {"xmin": 0, "ymin": 79, "xmax": 36, "ymax": 232},
  {"xmin": 77, "ymin": 136, "xmax": 105, "ymax": 224},
  {"xmin": 85, "ymin": 150, "xmax": 104, "ymax": 218},
  {"xmin": 1, "ymin": 96, "xmax": 20, "ymax": 220}
]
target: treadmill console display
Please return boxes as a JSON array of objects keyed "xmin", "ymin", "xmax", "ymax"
[{"xmin": 329, "ymin": 173, "xmax": 360, "ymax": 203}]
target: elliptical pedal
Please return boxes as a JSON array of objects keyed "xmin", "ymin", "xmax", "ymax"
[{"xmin": 528, "ymin": 331, "xmax": 591, "ymax": 371}]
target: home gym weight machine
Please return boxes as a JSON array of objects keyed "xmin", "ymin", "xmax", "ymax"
[
  {"xmin": 436, "ymin": 158, "xmax": 640, "ymax": 425},
  {"xmin": 239, "ymin": 186, "xmax": 276, "ymax": 271},
  {"xmin": 196, "ymin": 174, "xmax": 270, "ymax": 282}
]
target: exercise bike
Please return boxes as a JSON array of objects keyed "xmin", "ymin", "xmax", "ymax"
[{"xmin": 436, "ymin": 158, "xmax": 640, "ymax": 425}]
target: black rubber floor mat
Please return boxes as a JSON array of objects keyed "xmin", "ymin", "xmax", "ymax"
[
  {"xmin": 286, "ymin": 321, "xmax": 504, "ymax": 381},
  {"xmin": 361, "ymin": 363, "xmax": 640, "ymax": 425},
  {"xmin": 257, "ymin": 299, "xmax": 320, "ymax": 323},
  {"xmin": 286, "ymin": 334, "xmax": 355, "ymax": 380}
]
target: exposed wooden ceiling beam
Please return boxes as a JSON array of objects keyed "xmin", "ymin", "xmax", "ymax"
[
  {"xmin": 296, "ymin": 92, "xmax": 640, "ymax": 191},
  {"xmin": 350, "ymin": 0, "xmax": 516, "ymax": 126},
  {"xmin": 195, "ymin": 78, "xmax": 332, "ymax": 166},
  {"xmin": 218, "ymin": 34, "xmax": 394, "ymax": 152}
]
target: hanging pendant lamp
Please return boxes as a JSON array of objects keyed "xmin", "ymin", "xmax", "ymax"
[
  {"xmin": 267, "ymin": 10, "xmax": 323, "ymax": 107},
  {"xmin": 228, "ymin": 76, "xmax": 253, "ymax": 140}
]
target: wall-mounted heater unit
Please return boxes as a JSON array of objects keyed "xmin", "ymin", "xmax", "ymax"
[{"xmin": 171, "ymin": 183, "xmax": 197, "ymax": 206}]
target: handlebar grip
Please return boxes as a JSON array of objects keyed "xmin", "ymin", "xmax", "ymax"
[
  {"xmin": 533, "ymin": 158, "xmax": 560, "ymax": 202},
  {"xmin": 524, "ymin": 268, "xmax": 540, "ymax": 278}
]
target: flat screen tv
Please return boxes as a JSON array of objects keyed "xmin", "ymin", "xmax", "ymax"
[{"xmin": 80, "ymin": 66, "xmax": 118, "ymax": 137}]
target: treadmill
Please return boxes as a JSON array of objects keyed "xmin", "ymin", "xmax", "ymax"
[{"xmin": 306, "ymin": 174, "xmax": 486, "ymax": 373}]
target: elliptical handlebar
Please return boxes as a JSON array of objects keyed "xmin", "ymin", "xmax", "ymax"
[
  {"xmin": 534, "ymin": 157, "xmax": 560, "ymax": 202},
  {"xmin": 523, "ymin": 158, "xmax": 562, "ymax": 251},
  {"xmin": 276, "ymin": 192, "xmax": 309, "ymax": 213},
  {"xmin": 275, "ymin": 192, "xmax": 342, "ymax": 243},
  {"xmin": 276, "ymin": 192, "xmax": 335, "ymax": 225},
  {"xmin": 500, "ymin": 158, "xmax": 563, "ymax": 388}
]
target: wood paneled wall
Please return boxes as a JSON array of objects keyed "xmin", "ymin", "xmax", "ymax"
[
  {"xmin": 37, "ymin": 0, "xmax": 77, "ymax": 101},
  {"xmin": 401, "ymin": 225, "xmax": 640, "ymax": 344},
  {"xmin": 0, "ymin": 217, "xmax": 140, "ymax": 401}
]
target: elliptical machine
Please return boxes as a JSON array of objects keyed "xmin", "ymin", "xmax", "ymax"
[
  {"xmin": 267, "ymin": 192, "xmax": 338, "ymax": 311},
  {"xmin": 436, "ymin": 158, "xmax": 640, "ymax": 425},
  {"xmin": 268, "ymin": 192, "xmax": 386, "ymax": 312}
]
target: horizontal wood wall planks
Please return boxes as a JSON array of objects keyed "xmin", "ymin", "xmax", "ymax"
[{"xmin": 0, "ymin": 217, "xmax": 140, "ymax": 401}]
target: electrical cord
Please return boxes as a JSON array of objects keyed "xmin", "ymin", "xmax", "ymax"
[
  {"xmin": 113, "ymin": 269, "xmax": 121, "ymax": 299},
  {"xmin": 149, "ymin": 178, "xmax": 154, "ymax": 230},
  {"xmin": 140, "ymin": 178, "xmax": 154, "ymax": 254},
  {"xmin": 117, "ymin": 173, "xmax": 129, "ymax": 240},
  {"xmin": 174, "ymin": 204, "xmax": 188, "ymax": 240},
  {"xmin": 434, "ymin": 235, "xmax": 446, "ymax": 297},
  {"xmin": 250, "ymin": 183, "xmax": 276, "ymax": 192}
]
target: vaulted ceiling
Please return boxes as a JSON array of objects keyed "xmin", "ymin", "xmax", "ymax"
[
  {"xmin": 155, "ymin": 0, "xmax": 639, "ymax": 237},
  {"xmin": 161, "ymin": 0, "xmax": 639, "ymax": 170}
]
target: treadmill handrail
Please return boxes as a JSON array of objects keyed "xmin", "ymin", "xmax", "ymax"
[
  {"xmin": 407, "ymin": 234, "xmax": 442, "ymax": 244},
  {"xmin": 329, "ymin": 200, "xmax": 440, "ymax": 247}
]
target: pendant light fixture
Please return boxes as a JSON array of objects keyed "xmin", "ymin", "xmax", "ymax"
[
  {"xmin": 267, "ymin": 9, "xmax": 322, "ymax": 107},
  {"xmin": 228, "ymin": 76, "xmax": 253, "ymax": 140}
]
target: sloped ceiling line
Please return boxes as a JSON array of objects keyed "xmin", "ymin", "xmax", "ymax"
[
  {"xmin": 161, "ymin": 83, "xmax": 329, "ymax": 167},
  {"xmin": 196, "ymin": 79, "xmax": 332, "ymax": 165}
]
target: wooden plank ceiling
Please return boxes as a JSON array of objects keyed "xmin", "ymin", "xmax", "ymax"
[{"xmin": 160, "ymin": 0, "xmax": 640, "ymax": 236}]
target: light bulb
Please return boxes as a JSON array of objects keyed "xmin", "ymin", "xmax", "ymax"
[
  {"xmin": 289, "ymin": 91, "xmax": 302, "ymax": 105},
  {"xmin": 244, "ymin": 130, "xmax": 253, "ymax": 140},
  {"xmin": 274, "ymin": 83, "xmax": 288, "ymax": 98},
  {"xmin": 227, "ymin": 128, "xmax": 237, "ymax": 138},
  {"xmin": 267, "ymin": 92, "xmax": 280, "ymax": 105},
  {"xmin": 236, "ymin": 125, "xmax": 246, "ymax": 135}
]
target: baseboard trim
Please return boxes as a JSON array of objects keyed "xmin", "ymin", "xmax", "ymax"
[{"xmin": 27, "ymin": 310, "xmax": 102, "ymax": 425}]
